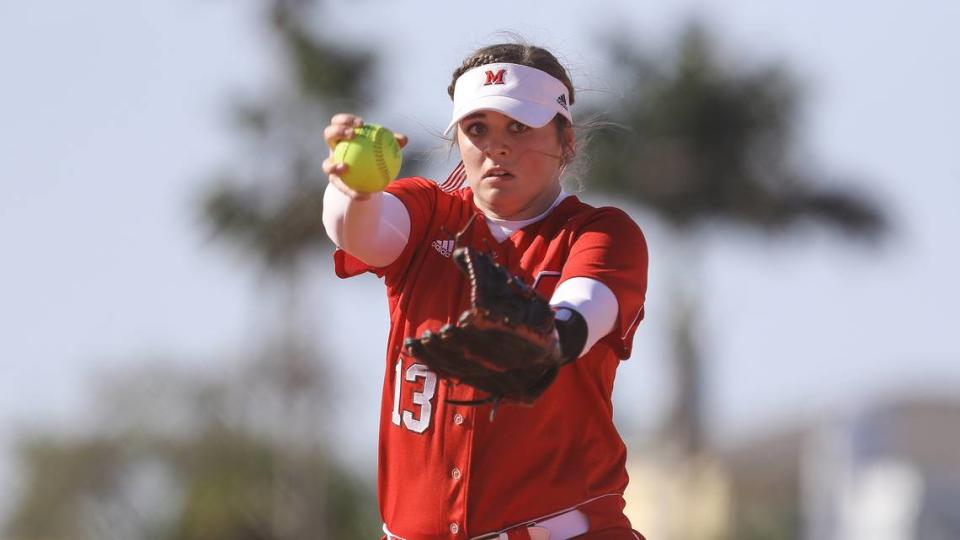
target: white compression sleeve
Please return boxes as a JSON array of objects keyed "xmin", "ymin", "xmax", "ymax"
[
  {"xmin": 550, "ymin": 277, "xmax": 619, "ymax": 357},
  {"xmin": 321, "ymin": 182, "xmax": 411, "ymax": 268}
]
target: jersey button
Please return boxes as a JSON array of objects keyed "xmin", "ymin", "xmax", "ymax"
[
  {"xmin": 453, "ymin": 413, "xmax": 464, "ymax": 425},
  {"xmin": 451, "ymin": 467, "xmax": 461, "ymax": 480},
  {"xmin": 450, "ymin": 522, "xmax": 460, "ymax": 534}
]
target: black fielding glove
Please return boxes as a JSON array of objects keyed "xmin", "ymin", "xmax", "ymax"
[{"xmin": 404, "ymin": 216, "xmax": 564, "ymax": 408}]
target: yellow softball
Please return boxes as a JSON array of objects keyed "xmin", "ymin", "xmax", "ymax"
[{"xmin": 333, "ymin": 123, "xmax": 403, "ymax": 193}]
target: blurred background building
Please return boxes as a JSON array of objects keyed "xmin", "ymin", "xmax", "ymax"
[
  {"xmin": 2, "ymin": 0, "xmax": 957, "ymax": 538},
  {"xmin": 625, "ymin": 394, "xmax": 960, "ymax": 539},
  {"xmin": 803, "ymin": 395, "xmax": 960, "ymax": 540}
]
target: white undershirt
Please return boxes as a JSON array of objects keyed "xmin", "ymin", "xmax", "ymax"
[
  {"xmin": 322, "ymin": 182, "xmax": 618, "ymax": 355},
  {"xmin": 482, "ymin": 191, "xmax": 571, "ymax": 242}
]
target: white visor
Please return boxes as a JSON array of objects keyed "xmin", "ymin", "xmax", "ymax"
[{"xmin": 445, "ymin": 62, "xmax": 572, "ymax": 135}]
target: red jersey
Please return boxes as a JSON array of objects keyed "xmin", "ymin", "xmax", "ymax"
[{"xmin": 334, "ymin": 177, "xmax": 649, "ymax": 539}]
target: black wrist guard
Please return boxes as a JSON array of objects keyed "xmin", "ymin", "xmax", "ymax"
[{"xmin": 552, "ymin": 306, "xmax": 588, "ymax": 365}]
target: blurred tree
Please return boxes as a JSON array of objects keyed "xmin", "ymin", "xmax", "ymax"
[
  {"xmin": 6, "ymin": 1, "xmax": 391, "ymax": 538},
  {"xmin": 589, "ymin": 22, "xmax": 888, "ymax": 539},
  {"xmin": 201, "ymin": 0, "xmax": 375, "ymax": 273},
  {"xmin": 593, "ymin": 23, "xmax": 885, "ymax": 236},
  {"xmin": 197, "ymin": 1, "xmax": 383, "ymax": 536},
  {"xmin": 5, "ymin": 364, "xmax": 379, "ymax": 540},
  {"xmin": 196, "ymin": 1, "xmax": 389, "ymax": 537},
  {"xmin": 201, "ymin": 0, "xmax": 424, "ymax": 273}
]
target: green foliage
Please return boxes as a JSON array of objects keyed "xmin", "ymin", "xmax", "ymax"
[
  {"xmin": 201, "ymin": 0, "xmax": 377, "ymax": 273},
  {"xmin": 591, "ymin": 22, "xmax": 886, "ymax": 239},
  {"xmin": 730, "ymin": 504, "xmax": 802, "ymax": 540},
  {"xmin": 5, "ymin": 367, "xmax": 379, "ymax": 540},
  {"xmin": 6, "ymin": 436, "xmax": 126, "ymax": 539},
  {"xmin": 203, "ymin": 178, "xmax": 328, "ymax": 271},
  {"xmin": 9, "ymin": 2, "xmax": 386, "ymax": 539},
  {"xmin": 275, "ymin": 16, "xmax": 373, "ymax": 108}
]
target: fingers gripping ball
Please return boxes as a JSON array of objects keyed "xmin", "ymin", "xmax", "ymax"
[{"xmin": 333, "ymin": 124, "xmax": 403, "ymax": 192}]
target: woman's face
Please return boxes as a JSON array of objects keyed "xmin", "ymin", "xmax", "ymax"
[{"xmin": 457, "ymin": 110, "xmax": 572, "ymax": 221}]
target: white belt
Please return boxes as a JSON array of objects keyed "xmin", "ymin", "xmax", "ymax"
[
  {"xmin": 479, "ymin": 508, "xmax": 589, "ymax": 540},
  {"xmin": 382, "ymin": 508, "xmax": 588, "ymax": 540}
]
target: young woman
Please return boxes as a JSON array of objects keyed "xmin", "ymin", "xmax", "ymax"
[{"xmin": 322, "ymin": 43, "xmax": 648, "ymax": 540}]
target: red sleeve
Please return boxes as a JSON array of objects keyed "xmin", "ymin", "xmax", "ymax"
[
  {"xmin": 333, "ymin": 177, "xmax": 438, "ymax": 280},
  {"xmin": 559, "ymin": 207, "xmax": 648, "ymax": 359}
]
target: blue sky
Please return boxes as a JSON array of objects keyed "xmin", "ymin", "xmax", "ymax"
[{"xmin": 1, "ymin": 0, "xmax": 958, "ymax": 505}]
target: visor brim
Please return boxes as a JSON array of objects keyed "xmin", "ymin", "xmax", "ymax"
[{"xmin": 443, "ymin": 95, "xmax": 560, "ymax": 136}]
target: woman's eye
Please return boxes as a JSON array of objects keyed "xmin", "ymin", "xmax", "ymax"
[
  {"xmin": 465, "ymin": 123, "xmax": 486, "ymax": 136},
  {"xmin": 510, "ymin": 122, "xmax": 529, "ymax": 134}
]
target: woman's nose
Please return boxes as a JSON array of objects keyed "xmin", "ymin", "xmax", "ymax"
[{"xmin": 483, "ymin": 135, "xmax": 510, "ymax": 157}]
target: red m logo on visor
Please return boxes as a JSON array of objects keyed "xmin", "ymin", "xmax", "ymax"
[{"xmin": 483, "ymin": 69, "xmax": 506, "ymax": 85}]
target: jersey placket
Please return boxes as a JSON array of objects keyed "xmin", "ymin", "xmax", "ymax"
[
  {"xmin": 442, "ymin": 402, "xmax": 477, "ymax": 538},
  {"xmin": 447, "ymin": 221, "xmax": 503, "ymax": 538}
]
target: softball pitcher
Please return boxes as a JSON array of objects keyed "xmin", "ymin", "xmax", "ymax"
[{"xmin": 322, "ymin": 42, "xmax": 648, "ymax": 540}]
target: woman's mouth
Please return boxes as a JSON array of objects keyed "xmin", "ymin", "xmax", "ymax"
[{"xmin": 483, "ymin": 167, "xmax": 514, "ymax": 181}]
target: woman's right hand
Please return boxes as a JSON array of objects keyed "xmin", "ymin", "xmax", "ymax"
[{"xmin": 323, "ymin": 113, "xmax": 408, "ymax": 201}]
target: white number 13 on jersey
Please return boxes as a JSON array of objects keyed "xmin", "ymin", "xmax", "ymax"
[{"xmin": 392, "ymin": 360, "xmax": 437, "ymax": 433}]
